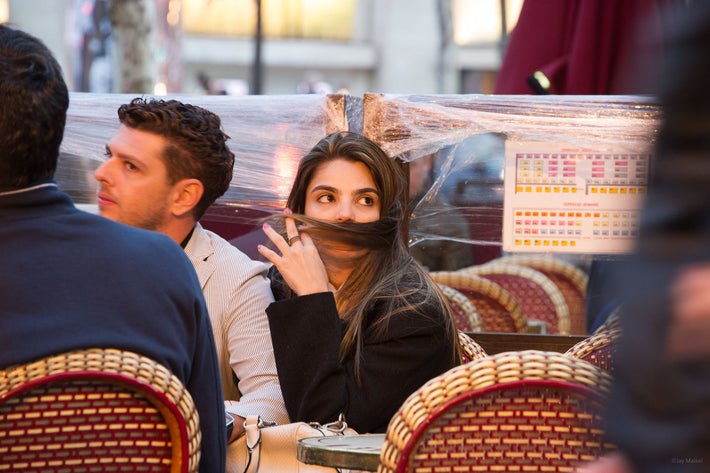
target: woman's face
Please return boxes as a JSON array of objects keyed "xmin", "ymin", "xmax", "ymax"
[{"xmin": 304, "ymin": 158, "xmax": 381, "ymax": 223}]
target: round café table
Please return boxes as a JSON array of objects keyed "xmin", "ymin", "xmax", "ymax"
[{"xmin": 297, "ymin": 433, "xmax": 385, "ymax": 472}]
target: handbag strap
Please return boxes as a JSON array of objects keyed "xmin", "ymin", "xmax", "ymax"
[
  {"xmin": 242, "ymin": 415, "xmax": 276, "ymax": 473},
  {"xmin": 241, "ymin": 414, "xmax": 349, "ymax": 473}
]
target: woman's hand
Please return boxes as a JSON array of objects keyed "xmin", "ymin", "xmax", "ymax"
[{"xmin": 258, "ymin": 210, "xmax": 331, "ymax": 296}]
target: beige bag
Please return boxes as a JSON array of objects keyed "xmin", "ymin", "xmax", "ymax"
[{"xmin": 227, "ymin": 415, "xmax": 357, "ymax": 473}]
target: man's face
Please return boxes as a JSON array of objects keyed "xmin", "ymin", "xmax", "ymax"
[{"xmin": 94, "ymin": 125, "xmax": 175, "ymax": 232}]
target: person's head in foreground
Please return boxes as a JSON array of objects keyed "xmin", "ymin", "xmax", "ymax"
[
  {"xmin": 95, "ymin": 97, "xmax": 234, "ymax": 241},
  {"xmin": 0, "ymin": 24, "xmax": 69, "ymax": 192}
]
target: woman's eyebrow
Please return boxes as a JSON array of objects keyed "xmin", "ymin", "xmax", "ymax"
[
  {"xmin": 310, "ymin": 184, "xmax": 338, "ymax": 194},
  {"xmin": 309, "ymin": 185, "xmax": 379, "ymax": 196},
  {"xmin": 355, "ymin": 187, "xmax": 378, "ymax": 195}
]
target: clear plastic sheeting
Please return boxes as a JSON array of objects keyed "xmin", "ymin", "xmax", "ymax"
[
  {"xmin": 363, "ymin": 94, "xmax": 659, "ymax": 161},
  {"xmin": 57, "ymin": 92, "xmax": 660, "ymax": 269},
  {"xmin": 362, "ymin": 94, "xmax": 661, "ymax": 270},
  {"xmin": 59, "ymin": 92, "xmax": 355, "ymax": 253},
  {"xmin": 60, "ymin": 92, "xmax": 352, "ymax": 209}
]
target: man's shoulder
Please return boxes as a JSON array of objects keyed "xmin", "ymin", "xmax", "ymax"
[
  {"xmin": 198, "ymin": 226, "xmax": 268, "ymax": 268},
  {"xmin": 89, "ymin": 212, "xmax": 177, "ymax": 246},
  {"xmin": 78, "ymin": 211, "xmax": 191, "ymax": 267}
]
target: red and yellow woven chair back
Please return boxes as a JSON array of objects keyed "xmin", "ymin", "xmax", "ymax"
[
  {"xmin": 492, "ymin": 255, "xmax": 589, "ymax": 334},
  {"xmin": 566, "ymin": 326, "xmax": 622, "ymax": 373},
  {"xmin": 457, "ymin": 331, "xmax": 487, "ymax": 364},
  {"xmin": 0, "ymin": 348, "xmax": 201, "ymax": 473},
  {"xmin": 438, "ymin": 284, "xmax": 484, "ymax": 332},
  {"xmin": 593, "ymin": 305, "xmax": 622, "ymax": 334},
  {"xmin": 378, "ymin": 350, "xmax": 614, "ymax": 473},
  {"xmin": 430, "ymin": 271, "xmax": 528, "ymax": 333},
  {"xmin": 460, "ymin": 263, "xmax": 571, "ymax": 334}
]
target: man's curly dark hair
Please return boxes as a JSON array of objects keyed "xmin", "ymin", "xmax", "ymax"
[{"xmin": 117, "ymin": 97, "xmax": 235, "ymax": 220}]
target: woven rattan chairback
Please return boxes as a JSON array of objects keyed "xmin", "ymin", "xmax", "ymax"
[
  {"xmin": 460, "ymin": 263, "xmax": 571, "ymax": 334},
  {"xmin": 593, "ymin": 304, "xmax": 622, "ymax": 334},
  {"xmin": 430, "ymin": 271, "xmax": 528, "ymax": 333},
  {"xmin": 457, "ymin": 331, "xmax": 487, "ymax": 364},
  {"xmin": 494, "ymin": 255, "xmax": 589, "ymax": 334},
  {"xmin": 0, "ymin": 348, "xmax": 201, "ymax": 473},
  {"xmin": 438, "ymin": 284, "xmax": 484, "ymax": 332},
  {"xmin": 378, "ymin": 350, "xmax": 614, "ymax": 473},
  {"xmin": 566, "ymin": 326, "xmax": 622, "ymax": 373}
]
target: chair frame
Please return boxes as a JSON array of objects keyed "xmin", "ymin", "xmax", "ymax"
[
  {"xmin": 493, "ymin": 255, "xmax": 588, "ymax": 295},
  {"xmin": 430, "ymin": 271, "xmax": 528, "ymax": 333},
  {"xmin": 593, "ymin": 305, "xmax": 622, "ymax": 334},
  {"xmin": 438, "ymin": 283, "xmax": 484, "ymax": 332},
  {"xmin": 457, "ymin": 331, "xmax": 487, "ymax": 363},
  {"xmin": 461, "ymin": 262, "xmax": 571, "ymax": 334},
  {"xmin": 378, "ymin": 350, "xmax": 614, "ymax": 473},
  {"xmin": 0, "ymin": 348, "xmax": 201, "ymax": 473},
  {"xmin": 566, "ymin": 326, "xmax": 622, "ymax": 372},
  {"xmin": 492, "ymin": 255, "xmax": 589, "ymax": 334}
]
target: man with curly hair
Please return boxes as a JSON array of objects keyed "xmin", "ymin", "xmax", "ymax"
[{"xmin": 95, "ymin": 98, "xmax": 288, "ymax": 446}]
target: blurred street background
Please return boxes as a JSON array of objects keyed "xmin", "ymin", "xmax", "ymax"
[{"xmin": 1, "ymin": 0, "xmax": 523, "ymax": 96}]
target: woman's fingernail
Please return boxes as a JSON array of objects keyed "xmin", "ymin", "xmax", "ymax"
[
  {"xmin": 263, "ymin": 223, "xmax": 270, "ymax": 230},
  {"xmin": 284, "ymin": 208, "xmax": 292, "ymax": 215}
]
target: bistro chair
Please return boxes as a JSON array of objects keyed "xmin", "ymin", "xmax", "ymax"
[
  {"xmin": 493, "ymin": 255, "xmax": 589, "ymax": 334},
  {"xmin": 566, "ymin": 326, "xmax": 622, "ymax": 373},
  {"xmin": 430, "ymin": 271, "xmax": 528, "ymax": 333},
  {"xmin": 459, "ymin": 263, "xmax": 571, "ymax": 334},
  {"xmin": 593, "ymin": 304, "xmax": 622, "ymax": 334},
  {"xmin": 0, "ymin": 348, "xmax": 201, "ymax": 473},
  {"xmin": 457, "ymin": 331, "xmax": 487, "ymax": 364},
  {"xmin": 378, "ymin": 350, "xmax": 614, "ymax": 473},
  {"xmin": 438, "ymin": 283, "xmax": 484, "ymax": 332}
]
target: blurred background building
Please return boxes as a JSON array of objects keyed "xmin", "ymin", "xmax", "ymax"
[{"xmin": 2, "ymin": 0, "xmax": 523, "ymax": 96}]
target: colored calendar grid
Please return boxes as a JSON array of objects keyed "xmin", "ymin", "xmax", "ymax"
[
  {"xmin": 515, "ymin": 152, "xmax": 651, "ymax": 191},
  {"xmin": 503, "ymin": 142, "xmax": 652, "ymax": 254},
  {"xmin": 510, "ymin": 208, "xmax": 641, "ymax": 250}
]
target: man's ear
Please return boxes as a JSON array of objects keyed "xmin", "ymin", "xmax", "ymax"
[{"xmin": 171, "ymin": 178, "xmax": 204, "ymax": 218}]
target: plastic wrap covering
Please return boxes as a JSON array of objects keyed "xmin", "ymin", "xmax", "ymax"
[
  {"xmin": 59, "ymin": 92, "xmax": 358, "ymax": 254},
  {"xmin": 58, "ymin": 93, "xmax": 659, "ymax": 269},
  {"xmin": 362, "ymin": 94, "xmax": 661, "ymax": 270}
]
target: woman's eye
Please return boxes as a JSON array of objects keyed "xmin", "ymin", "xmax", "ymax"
[
  {"xmin": 359, "ymin": 195, "xmax": 376, "ymax": 206},
  {"xmin": 124, "ymin": 161, "xmax": 138, "ymax": 171},
  {"xmin": 316, "ymin": 194, "xmax": 334, "ymax": 203}
]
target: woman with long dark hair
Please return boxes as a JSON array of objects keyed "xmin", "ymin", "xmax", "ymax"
[{"xmin": 258, "ymin": 131, "xmax": 460, "ymax": 433}]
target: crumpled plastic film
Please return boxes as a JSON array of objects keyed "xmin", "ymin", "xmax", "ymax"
[
  {"xmin": 59, "ymin": 92, "xmax": 354, "ymax": 255},
  {"xmin": 363, "ymin": 94, "xmax": 659, "ymax": 161},
  {"xmin": 60, "ymin": 92, "xmax": 351, "ymax": 210},
  {"xmin": 362, "ymin": 94, "xmax": 661, "ymax": 270},
  {"xmin": 57, "ymin": 92, "xmax": 660, "ymax": 270}
]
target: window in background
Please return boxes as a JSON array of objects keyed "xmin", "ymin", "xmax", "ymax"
[
  {"xmin": 460, "ymin": 69, "xmax": 497, "ymax": 94},
  {"xmin": 0, "ymin": 0, "xmax": 8, "ymax": 23},
  {"xmin": 452, "ymin": 0, "xmax": 524, "ymax": 45},
  {"xmin": 182, "ymin": 0, "xmax": 355, "ymax": 40}
]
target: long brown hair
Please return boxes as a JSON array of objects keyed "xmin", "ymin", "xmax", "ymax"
[{"xmin": 276, "ymin": 131, "xmax": 460, "ymax": 378}]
